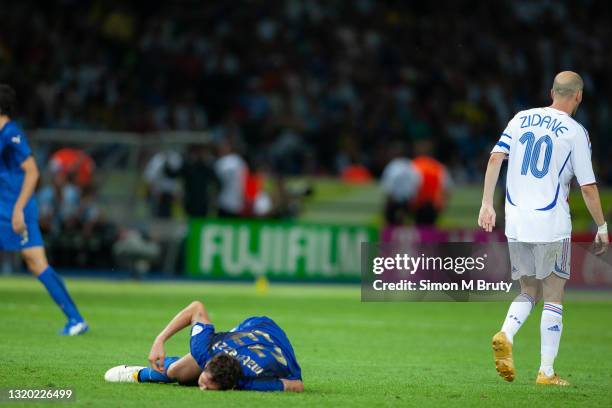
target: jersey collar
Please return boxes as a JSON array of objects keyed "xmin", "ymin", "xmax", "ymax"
[{"xmin": 544, "ymin": 106, "xmax": 569, "ymax": 116}]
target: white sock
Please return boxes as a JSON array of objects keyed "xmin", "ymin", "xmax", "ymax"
[
  {"xmin": 540, "ymin": 303, "xmax": 563, "ymax": 376},
  {"xmin": 501, "ymin": 293, "xmax": 535, "ymax": 343}
]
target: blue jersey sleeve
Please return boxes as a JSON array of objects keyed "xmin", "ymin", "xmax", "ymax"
[
  {"xmin": 239, "ymin": 378, "xmax": 284, "ymax": 392},
  {"xmin": 491, "ymin": 115, "xmax": 518, "ymax": 156},
  {"xmin": 4, "ymin": 126, "xmax": 33, "ymax": 164},
  {"xmin": 189, "ymin": 323, "xmax": 216, "ymax": 369}
]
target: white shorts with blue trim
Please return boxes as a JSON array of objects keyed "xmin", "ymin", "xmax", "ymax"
[{"xmin": 508, "ymin": 238, "xmax": 571, "ymax": 280}]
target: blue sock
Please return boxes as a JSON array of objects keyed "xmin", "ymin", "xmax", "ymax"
[
  {"xmin": 37, "ymin": 266, "xmax": 83, "ymax": 322},
  {"xmin": 138, "ymin": 357, "xmax": 180, "ymax": 383}
]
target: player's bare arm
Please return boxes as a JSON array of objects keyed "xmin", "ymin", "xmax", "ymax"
[
  {"xmin": 478, "ymin": 152, "xmax": 506, "ymax": 232},
  {"xmin": 149, "ymin": 301, "xmax": 211, "ymax": 372},
  {"xmin": 281, "ymin": 379, "xmax": 305, "ymax": 393},
  {"xmin": 12, "ymin": 156, "xmax": 39, "ymax": 234},
  {"xmin": 580, "ymin": 183, "xmax": 609, "ymax": 247}
]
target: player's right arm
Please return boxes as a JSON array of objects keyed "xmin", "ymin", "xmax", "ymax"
[
  {"xmin": 478, "ymin": 116, "xmax": 515, "ymax": 232},
  {"xmin": 478, "ymin": 153, "xmax": 506, "ymax": 232},
  {"xmin": 281, "ymin": 379, "xmax": 305, "ymax": 392},
  {"xmin": 148, "ymin": 301, "xmax": 211, "ymax": 372}
]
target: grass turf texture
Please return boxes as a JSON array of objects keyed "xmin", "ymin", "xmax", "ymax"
[{"xmin": 1, "ymin": 276, "xmax": 611, "ymax": 407}]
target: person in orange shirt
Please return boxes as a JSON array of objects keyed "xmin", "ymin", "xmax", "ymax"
[
  {"xmin": 411, "ymin": 140, "xmax": 452, "ymax": 226},
  {"xmin": 49, "ymin": 148, "xmax": 95, "ymax": 188}
]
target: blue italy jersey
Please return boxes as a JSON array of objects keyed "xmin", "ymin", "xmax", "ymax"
[
  {"xmin": 190, "ymin": 316, "xmax": 302, "ymax": 392},
  {"xmin": 0, "ymin": 121, "xmax": 43, "ymax": 251},
  {"xmin": 0, "ymin": 121, "xmax": 38, "ymax": 222}
]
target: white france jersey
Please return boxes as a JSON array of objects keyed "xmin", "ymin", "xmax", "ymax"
[{"xmin": 491, "ymin": 106, "xmax": 595, "ymax": 242}]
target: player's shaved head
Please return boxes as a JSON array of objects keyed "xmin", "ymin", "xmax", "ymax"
[{"xmin": 552, "ymin": 71, "xmax": 583, "ymax": 99}]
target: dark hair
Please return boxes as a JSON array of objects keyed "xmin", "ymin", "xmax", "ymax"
[
  {"xmin": 0, "ymin": 84, "xmax": 16, "ymax": 116},
  {"xmin": 206, "ymin": 354, "xmax": 242, "ymax": 390}
]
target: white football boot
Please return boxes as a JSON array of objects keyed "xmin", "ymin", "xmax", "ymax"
[{"xmin": 104, "ymin": 365, "xmax": 145, "ymax": 383}]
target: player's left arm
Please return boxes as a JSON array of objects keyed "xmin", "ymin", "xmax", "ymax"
[
  {"xmin": 478, "ymin": 152, "xmax": 505, "ymax": 232},
  {"xmin": 581, "ymin": 184, "xmax": 608, "ymax": 245},
  {"xmin": 572, "ymin": 127, "xmax": 608, "ymax": 248},
  {"xmin": 148, "ymin": 301, "xmax": 211, "ymax": 372},
  {"xmin": 12, "ymin": 156, "xmax": 39, "ymax": 234}
]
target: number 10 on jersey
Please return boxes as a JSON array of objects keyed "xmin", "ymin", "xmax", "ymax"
[{"xmin": 519, "ymin": 132, "xmax": 553, "ymax": 178}]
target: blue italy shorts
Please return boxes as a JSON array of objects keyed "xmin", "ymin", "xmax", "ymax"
[{"xmin": 0, "ymin": 221, "xmax": 44, "ymax": 251}]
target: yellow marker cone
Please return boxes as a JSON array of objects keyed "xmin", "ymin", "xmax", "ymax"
[{"xmin": 255, "ymin": 275, "xmax": 269, "ymax": 294}]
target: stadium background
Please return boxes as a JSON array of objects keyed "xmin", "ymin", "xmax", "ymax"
[{"xmin": 1, "ymin": 1, "xmax": 611, "ymax": 406}]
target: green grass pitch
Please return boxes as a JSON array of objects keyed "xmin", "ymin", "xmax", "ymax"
[{"xmin": 1, "ymin": 276, "xmax": 611, "ymax": 407}]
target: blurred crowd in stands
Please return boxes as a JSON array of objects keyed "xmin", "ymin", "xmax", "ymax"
[
  {"xmin": 2, "ymin": 0, "xmax": 612, "ymax": 184},
  {"xmin": 36, "ymin": 148, "xmax": 116, "ymax": 269},
  {"xmin": 25, "ymin": 140, "xmax": 314, "ymax": 272}
]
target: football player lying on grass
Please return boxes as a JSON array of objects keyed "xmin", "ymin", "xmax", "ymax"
[{"xmin": 105, "ymin": 301, "xmax": 304, "ymax": 392}]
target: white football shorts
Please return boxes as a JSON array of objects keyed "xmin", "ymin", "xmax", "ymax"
[{"xmin": 507, "ymin": 238, "xmax": 571, "ymax": 280}]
